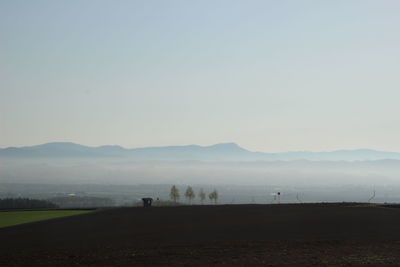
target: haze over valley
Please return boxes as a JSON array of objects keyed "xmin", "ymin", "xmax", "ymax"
[{"xmin": 2, "ymin": 142, "xmax": 400, "ymax": 205}]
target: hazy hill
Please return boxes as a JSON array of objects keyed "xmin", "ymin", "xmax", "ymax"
[{"xmin": 1, "ymin": 142, "xmax": 400, "ymax": 161}]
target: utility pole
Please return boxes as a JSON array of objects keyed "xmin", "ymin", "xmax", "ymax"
[
  {"xmin": 296, "ymin": 193, "xmax": 302, "ymax": 203},
  {"xmin": 368, "ymin": 189, "xmax": 376, "ymax": 203}
]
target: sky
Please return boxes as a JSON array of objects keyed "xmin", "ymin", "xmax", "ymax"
[{"xmin": 1, "ymin": 0, "xmax": 400, "ymax": 152}]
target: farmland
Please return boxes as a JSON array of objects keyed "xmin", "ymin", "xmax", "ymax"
[
  {"xmin": 0, "ymin": 210, "xmax": 92, "ymax": 228},
  {"xmin": 2, "ymin": 203, "xmax": 400, "ymax": 266}
]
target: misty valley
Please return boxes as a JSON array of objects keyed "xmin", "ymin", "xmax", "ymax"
[{"xmin": 2, "ymin": 157, "xmax": 400, "ymax": 206}]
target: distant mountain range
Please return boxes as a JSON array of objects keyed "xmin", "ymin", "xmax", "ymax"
[{"xmin": 1, "ymin": 142, "xmax": 400, "ymax": 161}]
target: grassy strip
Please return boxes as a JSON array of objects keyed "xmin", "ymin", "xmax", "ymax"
[{"xmin": 0, "ymin": 210, "xmax": 92, "ymax": 228}]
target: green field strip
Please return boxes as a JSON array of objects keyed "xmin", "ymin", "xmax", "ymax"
[{"xmin": 0, "ymin": 210, "xmax": 92, "ymax": 228}]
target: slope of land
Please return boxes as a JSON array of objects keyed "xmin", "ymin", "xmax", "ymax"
[{"xmin": 1, "ymin": 204, "xmax": 400, "ymax": 266}]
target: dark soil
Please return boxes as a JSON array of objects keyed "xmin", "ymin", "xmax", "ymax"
[{"xmin": 2, "ymin": 203, "xmax": 400, "ymax": 266}]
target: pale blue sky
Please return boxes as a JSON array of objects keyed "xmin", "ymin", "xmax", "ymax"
[{"xmin": 1, "ymin": 0, "xmax": 400, "ymax": 152}]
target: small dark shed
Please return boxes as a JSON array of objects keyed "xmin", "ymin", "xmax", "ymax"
[{"xmin": 141, "ymin": 198, "xmax": 153, "ymax": 207}]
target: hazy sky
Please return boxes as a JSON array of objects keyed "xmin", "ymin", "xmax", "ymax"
[{"xmin": 1, "ymin": 0, "xmax": 400, "ymax": 152}]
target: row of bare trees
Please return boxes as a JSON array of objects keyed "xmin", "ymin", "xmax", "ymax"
[{"xmin": 170, "ymin": 185, "xmax": 218, "ymax": 204}]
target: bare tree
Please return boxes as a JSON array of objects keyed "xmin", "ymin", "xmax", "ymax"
[
  {"xmin": 199, "ymin": 188, "xmax": 206, "ymax": 204},
  {"xmin": 208, "ymin": 189, "xmax": 219, "ymax": 204},
  {"xmin": 170, "ymin": 185, "xmax": 180, "ymax": 204},
  {"xmin": 184, "ymin": 186, "xmax": 196, "ymax": 204}
]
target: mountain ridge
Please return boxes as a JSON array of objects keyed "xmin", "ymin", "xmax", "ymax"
[{"xmin": 1, "ymin": 142, "xmax": 400, "ymax": 161}]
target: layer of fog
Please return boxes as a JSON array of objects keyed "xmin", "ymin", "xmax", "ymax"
[{"xmin": 1, "ymin": 159, "xmax": 400, "ymax": 186}]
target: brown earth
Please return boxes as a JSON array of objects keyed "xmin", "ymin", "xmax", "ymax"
[{"xmin": 2, "ymin": 203, "xmax": 400, "ymax": 266}]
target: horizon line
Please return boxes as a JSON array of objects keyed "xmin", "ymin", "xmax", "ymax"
[{"xmin": 1, "ymin": 141, "xmax": 399, "ymax": 154}]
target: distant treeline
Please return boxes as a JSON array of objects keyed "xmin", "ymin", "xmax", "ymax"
[
  {"xmin": 48, "ymin": 196, "xmax": 114, "ymax": 208},
  {"xmin": 0, "ymin": 198, "xmax": 59, "ymax": 210}
]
